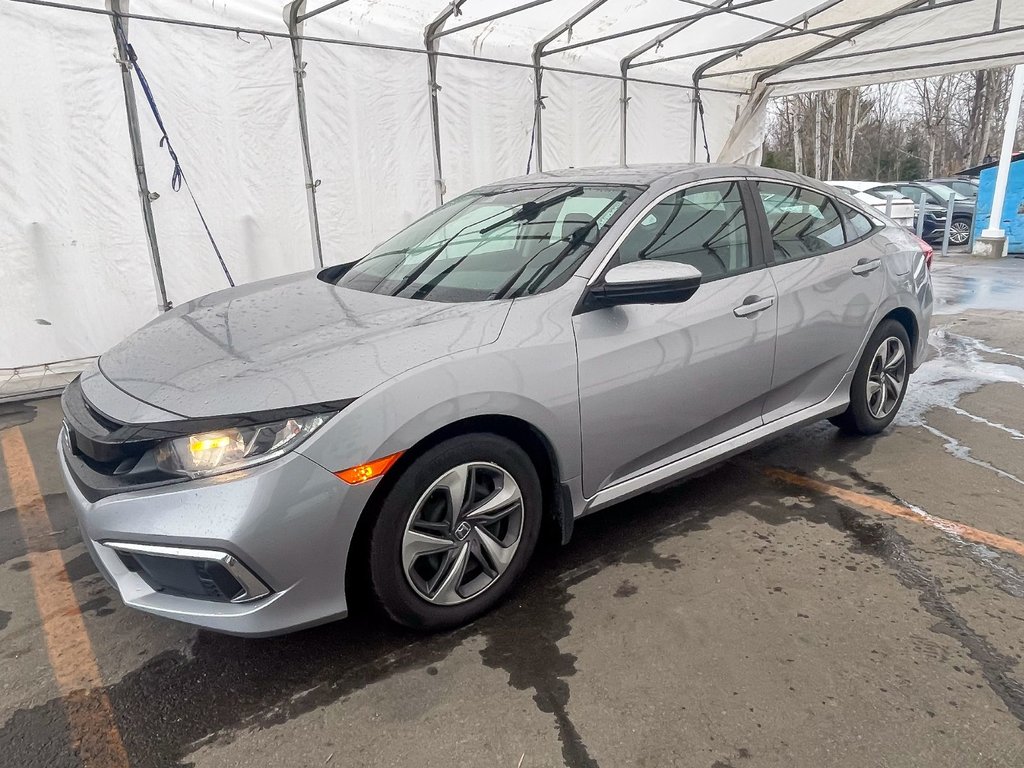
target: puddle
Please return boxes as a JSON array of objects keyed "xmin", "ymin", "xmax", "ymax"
[{"xmin": 898, "ymin": 329, "xmax": 1024, "ymax": 427}]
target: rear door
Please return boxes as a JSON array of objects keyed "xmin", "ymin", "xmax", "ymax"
[
  {"xmin": 573, "ymin": 180, "xmax": 777, "ymax": 497},
  {"xmin": 751, "ymin": 180, "xmax": 886, "ymax": 423}
]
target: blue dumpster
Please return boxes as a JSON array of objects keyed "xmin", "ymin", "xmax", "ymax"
[{"xmin": 973, "ymin": 158, "xmax": 1024, "ymax": 253}]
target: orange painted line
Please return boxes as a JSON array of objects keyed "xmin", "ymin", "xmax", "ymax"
[
  {"xmin": 1, "ymin": 427, "xmax": 129, "ymax": 768},
  {"xmin": 765, "ymin": 467, "xmax": 1024, "ymax": 559}
]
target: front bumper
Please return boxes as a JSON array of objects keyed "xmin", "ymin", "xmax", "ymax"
[{"xmin": 59, "ymin": 431, "xmax": 377, "ymax": 636}]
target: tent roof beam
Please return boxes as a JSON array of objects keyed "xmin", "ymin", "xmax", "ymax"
[
  {"xmin": 635, "ymin": 0, "xmax": 972, "ymax": 69},
  {"xmin": 542, "ymin": 0, "xmax": 780, "ymax": 57},
  {"xmin": 704, "ymin": 23, "xmax": 1024, "ymax": 80}
]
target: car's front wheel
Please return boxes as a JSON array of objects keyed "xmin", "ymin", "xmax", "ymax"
[
  {"xmin": 367, "ymin": 434, "xmax": 542, "ymax": 629},
  {"xmin": 829, "ymin": 319, "xmax": 911, "ymax": 435},
  {"xmin": 948, "ymin": 217, "xmax": 972, "ymax": 246}
]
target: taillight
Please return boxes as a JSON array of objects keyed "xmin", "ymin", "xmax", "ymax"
[{"xmin": 915, "ymin": 236, "xmax": 933, "ymax": 270}]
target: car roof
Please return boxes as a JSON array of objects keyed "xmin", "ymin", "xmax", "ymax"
[
  {"xmin": 828, "ymin": 180, "xmax": 881, "ymax": 191},
  {"xmin": 474, "ymin": 163, "xmax": 844, "ymax": 196}
]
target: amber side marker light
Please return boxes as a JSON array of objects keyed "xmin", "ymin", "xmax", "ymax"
[{"xmin": 335, "ymin": 452, "xmax": 404, "ymax": 484}]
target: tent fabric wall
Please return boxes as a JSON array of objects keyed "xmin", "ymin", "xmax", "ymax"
[
  {"xmin": 0, "ymin": 5, "xmax": 156, "ymax": 368},
  {"xmin": 4, "ymin": 0, "xmax": 1024, "ymax": 375}
]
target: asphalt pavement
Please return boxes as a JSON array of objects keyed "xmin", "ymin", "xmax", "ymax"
[{"xmin": 2, "ymin": 255, "xmax": 1023, "ymax": 768}]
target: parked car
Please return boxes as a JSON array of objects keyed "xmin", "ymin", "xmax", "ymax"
[
  {"xmin": 59, "ymin": 165, "xmax": 933, "ymax": 635},
  {"xmin": 827, "ymin": 181, "xmax": 916, "ymax": 228},
  {"xmin": 925, "ymin": 177, "xmax": 979, "ymax": 200},
  {"xmin": 869, "ymin": 181, "xmax": 975, "ymax": 245},
  {"xmin": 831, "ymin": 180, "xmax": 949, "ymax": 242}
]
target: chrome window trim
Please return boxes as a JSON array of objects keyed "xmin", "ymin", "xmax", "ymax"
[
  {"xmin": 102, "ymin": 541, "xmax": 271, "ymax": 603},
  {"xmin": 584, "ymin": 176, "xmax": 753, "ymax": 287}
]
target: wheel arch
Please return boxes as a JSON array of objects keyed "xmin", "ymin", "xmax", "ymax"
[
  {"xmin": 344, "ymin": 414, "xmax": 571, "ymax": 613},
  {"xmin": 880, "ymin": 306, "xmax": 918, "ymax": 367}
]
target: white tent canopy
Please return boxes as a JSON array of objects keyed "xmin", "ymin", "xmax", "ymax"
[{"xmin": 2, "ymin": 0, "xmax": 1022, "ymax": 371}]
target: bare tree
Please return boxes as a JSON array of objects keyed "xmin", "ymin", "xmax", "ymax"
[{"xmin": 764, "ymin": 68, "xmax": 1015, "ymax": 181}]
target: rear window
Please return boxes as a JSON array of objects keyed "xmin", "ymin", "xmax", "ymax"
[
  {"xmin": 840, "ymin": 203, "xmax": 877, "ymax": 239},
  {"xmin": 755, "ymin": 182, "xmax": 845, "ymax": 261}
]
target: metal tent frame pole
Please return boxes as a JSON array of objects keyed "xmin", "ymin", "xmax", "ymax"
[
  {"xmin": 619, "ymin": 0, "xmax": 736, "ymax": 166},
  {"xmin": 107, "ymin": 0, "xmax": 170, "ymax": 313},
  {"xmin": 532, "ymin": 0, "xmax": 611, "ymax": 173},
  {"xmin": 634, "ymin": 0, "xmax": 973, "ymax": 71},
  {"xmin": 687, "ymin": 0, "xmax": 842, "ymax": 163},
  {"xmin": 543, "ymin": 0, "xmax": 779, "ymax": 57},
  {"xmin": 284, "ymin": 0, "xmax": 328, "ymax": 269},
  {"xmin": 423, "ymin": 2, "xmax": 468, "ymax": 207}
]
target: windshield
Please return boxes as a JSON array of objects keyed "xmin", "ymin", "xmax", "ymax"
[
  {"xmin": 919, "ymin": 182, "xmax": 969, "ymax": 202},
  {"xmin": 332, "ymin": 185, "xmax": 642, "ymax": 302}
]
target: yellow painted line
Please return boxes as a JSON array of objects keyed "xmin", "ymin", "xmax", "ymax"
[
  {"xmin": 1, "ymin": 427, "xmax": 129, "ymax": 768},
  {"xmin": 765, "ymin": 467, "xmax": 1024, "ymax": 559}
]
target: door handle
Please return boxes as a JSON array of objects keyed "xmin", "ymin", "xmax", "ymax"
[
  {"xmin": 733, "ymin": 295, "xmax": 775, "ymax": 317},
  {"xmin": 851, "ymin": 258, "xmax": 882, "ymax": 275}
]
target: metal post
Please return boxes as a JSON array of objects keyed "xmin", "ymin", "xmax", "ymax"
[
  {"xmin": 883, "ymin": 193, "xmax": 893, "ymax": 218},
  {"xmin": 619, "ymin": 64, "xmax": 628, "ymax": 166},
  {"xmin": 532, "ymin": 1, "xmax": 612, "ymax": 173},
  {"xmin": 284, "ymin": 0, "xmax": 325, "ymax": 268},
  {"xmin": 915, "ymin": 196, "xmax": 927, "ymax": 238},
  {"xmin": 690, "ymin": 92, "xmax": 699, "ymax": 162},
  {"xmin": 425, "ymin": 3, "xmax": 465, "ymax": 206},
  {"xmin": 941, "ymin": 192, "xmax": 955, "ymax": 257},
  {"xmin": 108, "ymin": 0, "xmax": 170, "ymax": 312},
  {"xmin": 532, "ymin": 49, "xmax": 545, "ymax": 173},
  {"xmin": 982, "ymin": 63, "xmax": 1024, "ymax": 239},
  {"xmin": 618, "ymin": 0, "xmax": 739, "ymax": 166}
]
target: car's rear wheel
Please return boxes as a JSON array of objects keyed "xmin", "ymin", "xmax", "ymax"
[
  {"xmin": 367, "ymin": 434, "xmax": 542, "ymax": 629},
  {"xmin": 829, "ymin": 319, "xmax": 911, "ymax": 435}
]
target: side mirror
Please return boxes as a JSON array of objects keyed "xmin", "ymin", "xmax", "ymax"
[{"xmin": 582, "ymin": 261, "xmax": 702, "ymax": 311}]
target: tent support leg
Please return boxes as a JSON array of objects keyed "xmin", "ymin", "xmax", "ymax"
[
  {"xmin": 285, "ymin": 1, "xmax": 324, "ymax": 269},
  {"xmin": 619, "ymin": 68, "xmax": 628, "ymax": 166},
  {"xmin": 976, "ymin": 63, "xmax": 1024, "ymax": 258},
  {"xmin": 689, "ymin": 94, "xmax": 699, "ymax": 162},
  {"xmin": 425, "ymin": 3, "xmax": 465, "ymax": 207},
  {"xmin": 532, "ymin": 54, "xmax": 545, "ymax": 172},
  {"xmin": 426, "ymin": 48, "xmax": 445, "ymax": 206},
  {"xmin": 108, "ymin": 0, "xmax": 170, "ymax": 313}
]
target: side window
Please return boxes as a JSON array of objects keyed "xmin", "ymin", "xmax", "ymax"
[
  {"xmin": 614, "ymin": 181, "xmax": 751, "ymax": 280},
  {"xmin": 897, "ymin": 185, "xmax": 928, "ymax": 205},
  {"xmin": 756, "ymin": 182, "xmax": 844, "ymax": 262},
  {"xmin": 840, "ymin": 204, "xmax": 876, "ymax": 239}
]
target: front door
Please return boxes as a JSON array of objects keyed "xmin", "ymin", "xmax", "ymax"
[
  {"xmin": 574, "ymin": 180, "xmax": 777, "ymax": 497},
  {"xmin": 751, "ymin": 180, "xmax": 887, "ymax": 422}
]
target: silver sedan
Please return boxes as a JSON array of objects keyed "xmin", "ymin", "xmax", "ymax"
[{"xmin": 58, "ymin": 164, "xmax": 932, "ymax": 635}]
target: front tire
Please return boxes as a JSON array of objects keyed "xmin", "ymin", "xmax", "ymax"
[
  {"xmin": 948, "ymin": 217, "xmax": 971, "ymax": 246},
  {"xmin": 367, "ymin": 434, "xmax": 542, "ymax": 629},
  {"xmin": 830, "ymin": 319, "xmax": 911, "ymax": 435}
]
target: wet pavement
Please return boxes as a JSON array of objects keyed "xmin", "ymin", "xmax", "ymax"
[{"xmin": 2, "ymin": 255, "xmax": 1024, "ymax": 768}]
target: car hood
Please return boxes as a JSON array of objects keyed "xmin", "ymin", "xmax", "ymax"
[{"xmin": 99, "ymin": 271, "xmax": 511, "ymax": 418}]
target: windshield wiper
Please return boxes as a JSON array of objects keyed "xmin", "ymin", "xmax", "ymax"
[
  {"xmin": 479, "ymin": 186, "xmax": 585, "ymax": 234},
  {"xmin": 491, "ymin": 191, "xmax": 627, "ymax": 300},
  {"xmin": 386, "ymin": 225, "xmax": 474, "ymax": 297}
]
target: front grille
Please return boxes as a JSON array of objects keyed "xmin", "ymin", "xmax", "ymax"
[
  {"xmin": 62, "ymin": 378, "xmax": 155, "ymax": 468},
  {"xmin": 60, "ymin": 377, "xmax": 189, "ymax": 502}
]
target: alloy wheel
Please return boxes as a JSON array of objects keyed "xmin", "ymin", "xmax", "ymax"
[
  {"xmin": 401, "ymin": 462, "xmax": 524, "ymax": 606},
  {"xmin": 948, "ymin": 220, "xmax": 971, "ymax": 246},
  {"xmin": 866, "ymin": 336, "xmax": 907, "ymax": 419}
]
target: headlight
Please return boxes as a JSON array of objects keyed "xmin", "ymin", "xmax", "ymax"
[{"xmin": 154, "ymin": 414, "xmax": 327, "ymax": 478}]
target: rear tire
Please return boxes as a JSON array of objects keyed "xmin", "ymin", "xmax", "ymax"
[
  {"xmin": 829, "ymin": 319, "xmax": 911, "ymax": 435},
  {"xmin": 367, "ymin": 434, "xmax": 542, "ymax": 630}
]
